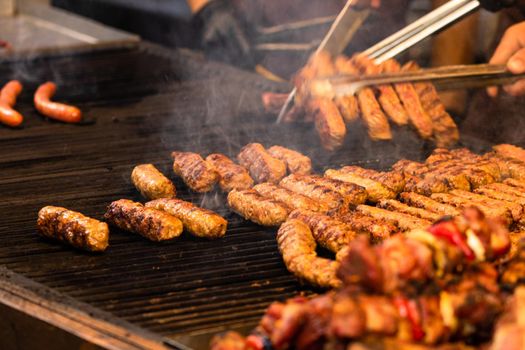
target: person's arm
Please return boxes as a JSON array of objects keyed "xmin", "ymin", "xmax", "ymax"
[{"xmin": 488, "ymin": 22, "xmax": 525, "ymax": 97}]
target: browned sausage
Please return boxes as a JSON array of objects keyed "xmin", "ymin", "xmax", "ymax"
[
  {"xmin": 206, "ymin": 153, "xmax": 254, "ymax": 192},
  {"xmin": 37, "ymin": 206, "xmax": 109, "ymax": 252},
  {"xmin": 34, "ymin": 82, "xmax": 82, "ymax": 123},
  {"xmin": 307, "ymin": 97, "xmax": 347, "ymax": 151},
  {"xmin": 104, "ymin": 199, "xmax": 183, "ymax": 241},
  {"xmin": 237, "ymin": 143, "xmax": 287, "ymax": 184},
  {"xmin": 0, "ymin": 80, "xmax": 23, "ymax": 127},
  {"xmin": 267, "ymin": 145, "xmax": 312, "ymax": 175},
  {"xmin": 171, "ymin": 151, "xmax": 219, "ymax": 192},
  {"xmin": 131, "ymin": 164, "xmax": 176, "ymax": 200},
  {"xmin": 227, "ymin": 189, "xmax": 290, "ymax": 226}
]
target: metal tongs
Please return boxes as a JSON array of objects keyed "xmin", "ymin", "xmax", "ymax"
[
  {"xmin": 310, "ymin": 63, "xmax": 525, "ymax": 97},
  {"xmin": 277, "ymin": 0, "xmax": 515, "ymax": 122}
]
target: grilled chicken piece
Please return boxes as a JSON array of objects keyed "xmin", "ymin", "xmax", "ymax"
[
  {"xmin": 277, "ymin": 219, "xmax": 341, "ymax": 288},
  {"xmin": 307, "ymin": 97, "xmax": 347, "ymax": 151},
  {"xmin": 399, "ymin": 192, "xmax": 461, "ymax": 217},
  {"xmin": 237, "ymin": 143, "xmax": 287, "ymax": 184},
  {"xmin": 403, "ymin": 62, "xmax": 459, "ymax": 147},
  {"xmin": 267, "ymin": 145, "xmax": 312, "ymax": 175},
  {"xmin": 334, "ymin": 56, "xmax": 361, "ymax": 123},
  {"xmin": 325, "ymin": 168, "xmax": 396, "ymax": 203},
  {"xmin": 289, "ymin": 209, "xmax": 357, "ymax": 253},
  {"xmin": 493, "ymin": 144, "xmax": 525, "ymax": 164},
  {"xmin": 171, "ymin": 151, "xmax": 219, "ymax": 192},
  {"xmin": 430, "ymin": 193, "xmax": 512, "ymax": 226},
  {"xmin": 131, "ymin": 164, "xmax": 176, "ymax": 200},
  {"xmin": 339, "ymin": 211, "xmax": 398, "ymax": 242},
  {"xmin": 382, "ymin": 59, "xmax": 433, "ymax": 139},
  {"xmin": 449, "ymin": 190, "xmax": 523, "ymax": 223},
  {"xmin": 206, "ymin": 153, "xmax": 254, "ymax": 192},
  {"xmin": 355, "ymin": 55, "xmax": 409, "ymax": 126},
  {"xmin": 37, "ymin": 206, "xmax": 109, "ymax": 252},
  {"xmin": 146, "ymin": 198, "xmax": 227, "ymax": 239},
  {"xmin": 253, "ymin": 182, "xmax": 326, "ymax": 213},
  {"xmin": 227, "ymin": 189, "xmax": 289, "ymax": 226},
  {"xmin": 378, "ymin": 199, "xmax": 441, "ymax": 222},
  {"xmin": 104, "ymin": 199, "xmax": 183, "ymax": 241},
  {"xmin": 356, "ymin": 205, "xmax": 431, "ymax": 231}
]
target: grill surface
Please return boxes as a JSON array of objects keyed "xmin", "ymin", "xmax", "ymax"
[{"xmin": 0, "ymin": 44, "xmax": 496, "ymax": 349}]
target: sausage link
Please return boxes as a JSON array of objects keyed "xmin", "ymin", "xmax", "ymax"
[
  {"xmin": 267, "ymin": 145, "xmax": 312, "ymax": 175},
  {"xmin": 37, "ymin": 206, "xmax": 109, "ymax": 252},
  {"xmin": 104, "ymin": 199, "xmax": 183, "ymax": 241},
  {"xmin": 131, "ymin": 164, "xmax": 176, "ymax": 200},
  {"xmin": 206, "ymin": 153, "xmax": 254, "ymax": 192},
  {"xmin": 146, "ymin": 198, "xmax": 227, "ymax": 238},
  {"xmin": 253, "ymin": 182, "xmax": 326, "ymax": 213},
  {"xmin": 227, "ymin": 189, "xmax": 290, "ymax": 226},
  {"xmin": 237, "ymin": 143, "xmax": 287, "ymax": 184},
  {"xmin": 0, "ymin": 80, "xmax": 23, "ymax": 127},
  {"xmin": 34, "ymin": 82, "xmax": 82, "ymax": 123},
  {"xmin": 171, "ymin": 151, "xmax": 219, "ymax": 192}
]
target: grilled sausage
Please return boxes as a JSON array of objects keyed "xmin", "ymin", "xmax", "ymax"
[
  {"xmin": 37, "ymin": 206, "xmax": 109, "ymax": 252},
  {"xmin": 206, "ymin": 153, "xmax": 254, "ymax": 192},
  {"xmin": 277, "ymin": 219, "xmax": 341, "ymax": 288},
  {"xmin": 104, "ymin": 199, "xmax": 183, "ymax": 241},
  {"xmin": 339, "ymin": 211, "xmax": 397, "ymax": 242},
  {"xmin": 34, "ymin": 82, "xmax": 82, "ymax": 123},
  {"xmin": 449, "ymin": 190, "xmax": 522, "ymax": 222},
  {"xmin": 279, "ymin": 174, "xmax": 346, "ymax": 214},
  {"xmin": 253, "ymin": 183, "xmax": 326, "ymax": 213},
  {"xmin": 0, "ymin": 80, "xmax": 23, "ymax": 127},
  {"xmin": 357, "ymin": 88, "xmax": 392, "ymax": 140},
  {"xmin": 493, "ymin": 144, "xmax": 525, "ymax": 164},
  {"xmin": 267, "ymin": 145, "xmax": 312, "ymax": 175},
  {"xmin": 227, "ymin": 189, "xmax": 290, "ymax": 226},
  {"xmin": 399, "ymin": 192, "xmax": 461, "ymax": 217},
  {"xmin": 131, "ymin": 164, "xmax": 176, "ymax": 200},
  {"xmin": 308, "ymin": 175, "xmax": 368, "ymax": 206},
  {"xmin": 307, "ymin": 97, "xmax": 347, "ymax": 151},
  {"xmin": 171, "ymin": 151, "xmax": 219, "ymax": 192},
  {"xmin": 146, "ymin": 198, "xmax": 227, "ymax": 238},
  {"xmin": 237, "ymin": 143, "xmax": 287, "ymax": 184},
  {"xmin": 289, "ymin": 209, "xmax": 357, "ymax": 253},
  {"xmin": 325, "ymin": 168, "xmax": 395, "ymax": 203},
  {"xmin": 377, "ymin": 199, "xmax": 441, "ymax": 222},
  {"xmin": 334, "ymin": 56, "xmax": 360, "ymax": 123},
  {"xmin": 356, "ymin": 204, "xmax": 431, "ymax": 231}
]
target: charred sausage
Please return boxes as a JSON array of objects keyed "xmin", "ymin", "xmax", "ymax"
[
  {"xmin": 131, "ymin": 164, "xmax": 176, "ymax": 200},
  {"xmin": 146, "ymin": 198, "xmax": 227, "ymax": 239},
  {"xmin": 253, "ymin": 183, "xmax": 326, "ymax": 213},
  {"xmin": 237, "ymin": 143, "xmax": 287, "ymax": 184},
  {"xmin": 206, "ymin": 153, "xmax": 254, "ymax": 192},
  {"xmin": 171, "ymin": 151, "xmax": 219, "ymax": 192},
  {"xmin": 267, "ymin": 145, "xmax": 312, "ymax": 175},
  {"xmin": 227, "ymin": 189, "xmax": 290, "ymax": 226},
  {"xmin": 104, "ymin": 199, "xmax": 183, "ymax": 241},
  {"xmin": 34, "ymin": 82, "xmax": 82, "ymax": 123},
  {"xmin": 37, "ymin": 206, "xmax": 109, "ymax": 252}
]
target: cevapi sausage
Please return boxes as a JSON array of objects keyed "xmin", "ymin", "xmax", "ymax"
[
  {"xmin": 227, "ymin": 189, "xmax": 290, "ymax": 226},
  {"xmin": 267, "ymin": 145, "xmax": 312, "ymax": 175},
  {"xmin": 0, "ymin": 80, "xmax": 23, "ymax": 127},
  {"xmin": 104, "ymin": 199, "xmax": 183, "ymax": 241},
  {"xmin": 171, "ymin": 151, "xmax": 219, "ymax": 192},
  {"xmin": 34, "ymin": 82, "xmax": 82, "ymax": 123},
  {"xmin": 131, "ymin": 164, "xmax": 176, "ymax": 200},
  {"xmin": 146, "ymin": 198, "xmax": 227, "ymax": 239},
  {"xmin": 237, "ymin": 143, "xmax": 287, "ymax": 184},
  {"xmin": 206, "ymin": 153, "xmax": 254, "ymax": 192},
  {"xmin": 37, "ymin": 206, "xmax": 109, "ymax": 252}
]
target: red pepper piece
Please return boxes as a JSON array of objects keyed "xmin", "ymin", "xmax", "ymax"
[
  {"xmin": 394, "ymin": 297, "xmax": 425, "ymax": 342},
  {"xmin": 428, "ymin": 221, "xmax": 475, "ymax": 261}
]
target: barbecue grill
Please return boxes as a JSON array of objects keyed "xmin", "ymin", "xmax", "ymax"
[{"xmin": 0, "ymin": 36, "xmax": 513, "ymax": 350}]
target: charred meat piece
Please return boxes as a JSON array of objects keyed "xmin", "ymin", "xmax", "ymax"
[
  {"xmin": 493, "ymin": 144, "xmax": 525, "ymax": 164},
  {"xmin": 206, "ymin": 153, "xmax": 254, "ymax": 192},
  {"xmin": 449, "ymin": 190, "xmax": 523, "ymax": 223},
  {"xmin": 289, "ymin": 209, "xmax": 357, "ymax": 253},
  {"xmin": 277, "ymin": 219, "xmax": 341, "ymax": 288},
  {"xmin": 279, "ymin": 174, "xmax": 347, "ymax": 214},
  {"xmin": 227, "ymin": 189, "xmax": 289, "ymax": 226},
  {"xmin": 480, "ymin": 183, "xmax": 525, "ymax": 202},
  {"xmin": 356, "ymin": 205, "xmax": 432, "ymax": 231},
  {"xmin": 339, "ymin": 211, "xmax": 398, "ymax": 242},
  {"xmin": 104, "ymin": 199, "xmax": 183, "ymax": 241},
  {"xmin": 325, "ymin": 168, "xmax": 396, "ymax": 202},
  {"xmin": 171, "ymin": 151, "xmax": 218, "ymax": 192},
  {"xmin": 307, "ymin": 97, "xmax": 347, "ymax": 151},
  {"xmin": 490, "ymin": 287, "xmax": 525, "ymax": 350},
  {"xmin": 487, "ymin": 154, "xmax": 525, "ymax": 181},
  {"xmin": 338, "ymin": 166, "xmax": 406, "ymax": 194},
  {"xmin": 357, "ymin": 87, "xmax": 392, "ymax": 140},
  {"xmin": 382, "ymin": 59, "xmax": 433, "ymax": 139},
  {"xmin": 399, "ymin": 192, "xmax": 461, "ymax": 217},
  {"xmin": 146, "ymin": 198, "xmax": 227, "ymax": 239},
  {"xmin": 253, "ymin": 183, "xmax": 326, "ymax": 213},
  {"xmin": 308, "ymin": 175, "xmax": 368, "ymax": 206},
  {"xmin": 378, "ymin": 199, "xmax": 441, "ymax": 222},
  {"xmin": 37, "ymin": 206, "xmax": 109, "ymax": 252},
  {"xmin": 355, "ymin": 55, "xmax": 409, "ymax": 126},
  {"xmin": 504, "ymin": 178, "xmax": 525, "ymax": 191},
  {"xmin": 267, "ymin": 145, "xmax": 312, "ymax": 175},
  {"xmin": 403, "ymin": 61, "xmax": 459, "ymax": 147},
  {"xmin": 131, "ymin": 164, "xmax": 176, "ymax": 200},
  {"xmin": 334, "ymin": 56, "xmax": 360, "ymax": 123},
  {"xmin": 237, "ymin": 143, "xmax": 287, "ymax": 184},
  {"xmin": 430, "ymin": 193, "xmax": 512, "ymax": 226}
]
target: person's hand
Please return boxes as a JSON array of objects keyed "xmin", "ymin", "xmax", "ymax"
[
  {"xmin": 488, "ymin": 22, "xmax": 525, "ymax": 97},
  {"xmin": 193, "ymin": 0, "xmax": 254, "ymax": 69}
]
